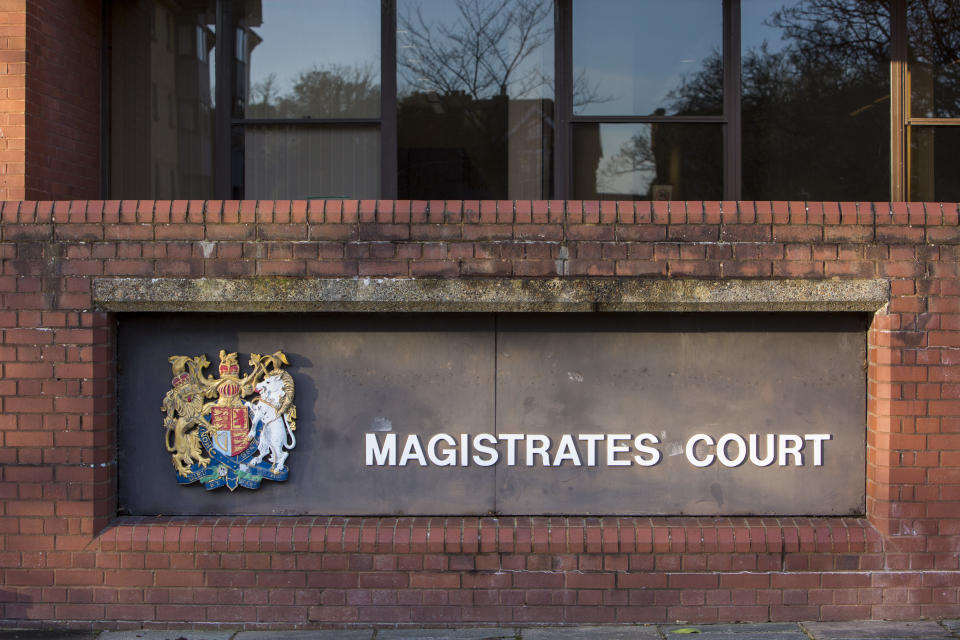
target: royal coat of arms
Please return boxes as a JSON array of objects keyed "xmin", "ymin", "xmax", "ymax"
[{"xmin": 161, "ymin": 350, "xmax": 297, "ymax": 490}]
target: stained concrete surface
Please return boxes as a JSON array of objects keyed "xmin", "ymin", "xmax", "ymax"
[
  {"xmin": 661, "ymin": 623, "xmax": 808, "ymax": 638},
  {"xmin": 93, "ymin": 277, "xmax": 890, "ymax": 314},
  {"xmin": 801, "ymin": 620, "xmax": 956, "ymax": 639}
]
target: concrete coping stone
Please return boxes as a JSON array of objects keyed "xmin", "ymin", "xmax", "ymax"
[{"xmin": 93, "ymin": 277, "xmax": 889, "ymax": 313}]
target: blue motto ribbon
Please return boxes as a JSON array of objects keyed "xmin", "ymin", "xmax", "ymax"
[{"xmin": 175, "ymin": 414, "xmax": 290, "ymax": 490}]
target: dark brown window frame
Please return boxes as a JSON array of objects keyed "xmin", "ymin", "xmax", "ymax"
[
  {"xmin": 556, "ymin": 0, "xmax": 740, "ymax": 200},
  {"xmin": 107, "ymin": 0, "xmax": 932, "ymax": 202},
  {"xmin": 889, "ymin": 0, "xmax": 960, "ymax": 201}
]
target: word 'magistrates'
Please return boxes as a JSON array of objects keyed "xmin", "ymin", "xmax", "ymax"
[{"xmin": 365, "ymin": 432, "xmax": 832, "ymax": 468}]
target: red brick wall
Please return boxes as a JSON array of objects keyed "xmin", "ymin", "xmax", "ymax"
[
  {"xmin": 1, "ymin": 199, "xmax": 959, "ymax": 629},
  {"xmin": 0, "ymin": 1, "xmax": 26, "ymax": 200},
  {"xmin": 24, "ymin": 0, "xmax": 101, "ymax": 200}
]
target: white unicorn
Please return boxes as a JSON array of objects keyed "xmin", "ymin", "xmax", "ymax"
[{"xmin": 244, "ymin": 371, "xmax": 297, "ymax": 473}]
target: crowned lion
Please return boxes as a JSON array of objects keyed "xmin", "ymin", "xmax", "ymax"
[{"xmin": 162, "ymin": 355, "xmax": 213, "ymax": 476}]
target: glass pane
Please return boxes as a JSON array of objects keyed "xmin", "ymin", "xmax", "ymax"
[
  {"xmin": 110, "ymin": 0, "xmax": 216, "ymax": 199},
  {"xmin": 741, "ymin": 1, "xmax": 890, "ymax": 200},
  {"xmin": 908, "ymin": 3, "xmax": 960, "ymax": 118},
  {"xmin": 242, "ymin": 126, "xmax": 380, "ymax": 199},
  {"xmin": 573, "ymin": 0, "xmax": 723, "ymax": 117},
  {"xmin": 572, "ymin": 123, "xmax": 722, "ymax": 200},
  {"xmin": 909, "ymin": 127, "xmax": 960, "ymax": 201},
  {"xmin": 235, "ymin": 0, "xmax": 380, "ymax": 119},
  {"xmin": 397, "ymin": 0, "xmax": 554, "ymax": 199}
]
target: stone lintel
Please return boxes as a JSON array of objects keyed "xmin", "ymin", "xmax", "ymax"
[{"xmin": 93, "ymin": 277, "xmax": 889, "ymax": 313}]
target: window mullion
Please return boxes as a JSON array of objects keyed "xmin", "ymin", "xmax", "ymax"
[
  {"xmin": 723, "ymin": 0, "xmax": 741, "ymax": 201},
  {"xmin": 555, "ymin": 0, "xmax": 572, "ymax": 200},
  {"xmin": 214, "ymin": 0, "xmax": 234, "ymax": 199},
  {"xmin": 381, "ymin": 0, "xmax": 397, "ymax": 199},
  {"xmin": 890, "ymin": 0, "xmax": 907, "ymax": 201}
]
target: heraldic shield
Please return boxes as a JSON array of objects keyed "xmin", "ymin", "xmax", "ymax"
[{"xmin": 161, "ymin": 350, "xmax": 298, "ymax": 491}]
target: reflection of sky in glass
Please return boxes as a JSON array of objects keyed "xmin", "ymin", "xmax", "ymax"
[
  {"xmin": 742, "ymin": 1, "xmax": 792, "ymax": 53},
  {"xmin": 573, "ymin": 0, "xmax": 722, "ymax": 116},
  {"xmin": 247, "ymin": 0, "xmax": 380, "ymax": 97},
  {"xmin": 397, "ymin": 0, "xmax": 553, "ymax": 99}
]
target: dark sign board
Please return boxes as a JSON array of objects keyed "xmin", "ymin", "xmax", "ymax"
[{"xmin": 118, "ymin": 313, "xmax": 866, "ymax": 516}]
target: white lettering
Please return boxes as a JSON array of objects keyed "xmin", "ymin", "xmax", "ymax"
[
  {"xmin": 499, "ymin": 434, "xmax": 523, "ymax": 466},
  {"xmin": 472, "ymin": 433, "xmax": 499, "ymax": 466},
  {"xmin": 428, "ymin": 433, "xmax": 457, "ymax": 466},
  {"xmin": 368, "ymin": 431, "xmax": 833, "ymax": 470},
  {"xmin": 686, "ymin": 434, "xmax": 714, "ymax": 467},
  {"xmin": 553, "ymin": 434, "xmax": 582, "ymax": 466},
  {"xmin": 526, "ymin": 435, "xmax": 551, "ymax": 466},
  {"xmin": 804, "ymin": 434, "xmax": 830, "ymax": 466},
  {"xmin": 778, "ymin": 434, "xmax": 803, "ymax": 466},
  {"xmin": 607, "ymin": 434, "xmax": 631, "ymax": 466},
  {"xmin": 399, "ymin": 434, "xmax": 427, "ymax": 466},
  {"xmin": 365, "ymin": 433, "xmax": 396, "ymax": 466},
  {"xmin": 578, "ymin": 434, "xmax": 604, "ymax": 466},
  {"xmin": 749, "ymin": 433, "xmax": 775, "ymax": 466},
  {"xmin": 633, "ymin": 433, "xmax": 661, "ymax": 466},
  {"xmin": 716, "ymin": 433, "xmax": 747, "ymax": 467}
]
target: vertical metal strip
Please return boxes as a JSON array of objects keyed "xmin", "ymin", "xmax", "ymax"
[
  {"xmin": 889, "ymin": 0, "xmax": 907, "ymax": 201},
  {"xmin": 723, "ymin": 0, "xmax": 741, "ymax": 200},
  {"xmin": 101, "ymin": 1, "xmax": 111, "ymax": 198},
  {"xmin": 214, "ymin": 0, "xmax": 234, "ymax": 199},
  {"xmin": 381, "ymin": 0, "xmax": 398, "ymax": 199},
  {"xmin": 554, "ymin": 0, "xmax": 572, "ymax": 200}
]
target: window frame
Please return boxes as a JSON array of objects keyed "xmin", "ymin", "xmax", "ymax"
[
  {"xmin": 106, "ymin": 0, "xmax": 934, "ymax": 202},
  {"xmin": 889, "ymin": 0, "xmax": 960, "ymax": 201},
  {"xmin": 213, "ymin": 0, "xmax": 392, "ymax": 199},
  {"xmin": 557, "ymin": 0, "xmax": 740, "ymax": 200}
]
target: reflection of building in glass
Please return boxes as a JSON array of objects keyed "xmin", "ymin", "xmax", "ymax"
[
  {"xmin": 230, "ymin": 0, "xmax": 383, "ymax": 199},
  {"xmin": 575, "ymin": 120, "xmax": 722, "ymax": 201},
  {"xmin": 398, "ymin": 94, "xmax": 553, "ymax": 200},
  {"xmin": 234, "ymin": 2, "xmax": 263, "ymax": 119},
  {"xmin": 110, "ymin": 0, "xmax": 215, "ymax": 199}
]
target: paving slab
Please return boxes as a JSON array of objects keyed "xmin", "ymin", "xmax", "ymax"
[
  {"xmin": 0, "ymin": 632, "xmax": 99, "ymax": 640},
  {"xmin": 941, "ymin": 621, "xmax": 960, "ymax": 633},
  {"xmin": 378, "ymin": 630, "xmax": 517, "ymax": 640},
  {"xmin": 661, "ymin": 623, "xmax": 807, "ymax": 639},
  {"xmin": 801, "ymin": 621, "xmax": 954, "ymax": 639},
  {"xmin": 98, "ymin": 632, "xmax": 236, "ymax": 640},
  {"xmin": 236, "ymin": 632, "xmax": 373, "ymax": 640},
  {"xmin": 523, "ymin": 626, "xmax": 660, "ymax": 639}
]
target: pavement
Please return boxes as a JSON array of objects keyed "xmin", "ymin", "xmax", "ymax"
[{"xmin": 1, "ymin": 621, "xmax": 960, "ymax": 640}]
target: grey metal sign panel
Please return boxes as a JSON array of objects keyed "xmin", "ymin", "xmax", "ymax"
[
  {"xmin": 119, "ymin": 314, "xmax": 497, "ymax": 516},
  {"xmin": 494, "ymin": 314, "xmax": 866, "ymax": 515},
  {"xmin": 118, "ymin": 313, "xmax": 865, "ymax": 516}
]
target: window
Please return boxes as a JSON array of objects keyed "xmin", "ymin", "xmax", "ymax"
[
  {"xmin": 110, "ymin": 0, "xmax": 216, "ymax": 199},
  {"xmin": 397, "ymin": 0, "xmax": 555, "ymax": 199},
  {"xmin": 231, "ymin": 0, "xmax": 382, "ymax": 199},
  {"xmin": 894, "ymin": 0, "xmax": 960, "ymax": 201},
  {"xmin": 740, "ymin": 0, "xmax": 890, "ymax": 201},
  {"xmin": 107, "ymin": 0, "xmax": 953, "ymax": 202},
  {"xmin": 569, "ymin": 0, "xmax": 725, "ymax": 200}
]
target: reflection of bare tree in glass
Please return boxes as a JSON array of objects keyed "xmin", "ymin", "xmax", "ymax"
[
  {"xmin": 595, "ymin": 127, "xmax": 655, "ymax": 195},
  {"xmin": 397, "ymin": 0, "xmax": 566, "ymax": 199},
  {"xmin": 398, "ymin": 0, "xmax": 609, "ymax": 107},
  {"xmin": 250, "ymin": 63, "xmax": 380, "ymax": 118},
  {"xmin": 906, "ymin": 3, "xmax": 960, "ymax": 119},
  {"xmin": 766, "ymin": 0, "xmax": 958, "ymax": 117},
  {"xmin": 399, "ymin": 0, "xmax": 552, "ymax": 99},
  {"xmin": 595, "ymin": 0, "xmax": 960, "ymax": 200},
  {"xmin": 770, "ymin": 0, "xmax": 890, "ymax": 78}
]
